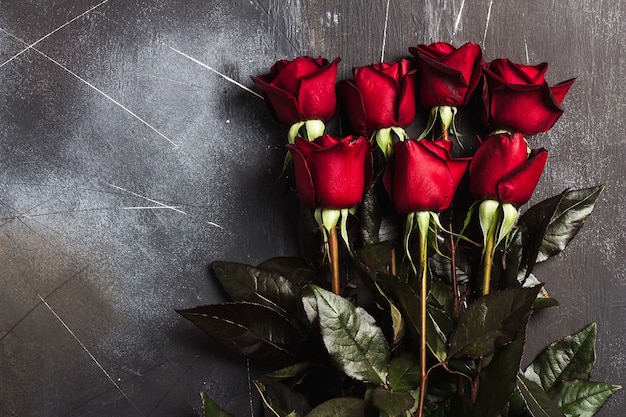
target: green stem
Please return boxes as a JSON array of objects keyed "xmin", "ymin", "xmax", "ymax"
[
  {"xmin": 417, "ymin": 229, "xmax": 429, "ymax": 417},
  {"xmin": 482, "ymin": 219, "xmax": 498, "ymax": 296},
  {"xmin": 330, "ymin": 227, "xmax": 340, "ymax": 295}
]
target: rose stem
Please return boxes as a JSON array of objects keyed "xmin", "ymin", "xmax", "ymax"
[
  {"xmin": 482, "ymin": 220, "xmax": 498, "ymax": 296},
  {"xmin": 390, "ymin": 247, "xmax": 397, "ymax": 276},
  {"xmin": 417, "ymin": 231, "xmax": 429, "ymax": 417},
  {"xmin": 330, "ymin": 227, "xmax": 341, "ymax": 295},
  {"xmin": 472, "ymin": 219, "xmax": 498, "ymax": 402}
]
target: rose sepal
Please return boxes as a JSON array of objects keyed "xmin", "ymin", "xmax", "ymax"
[{"xmin": 374, "ymin": 126, "xmax": 407, "ymax": 160}]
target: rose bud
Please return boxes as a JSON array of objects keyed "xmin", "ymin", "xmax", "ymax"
[
  {"xmin": 253, "ymin": 56, "xmax": 340, "ymax": 141},
  {"xmin": 409, "ymin": 42, "xmax": 483, "ymax": 109},
  {"xmin": 383, "ymin": 139, "xmax": 470, "ymax": 214},
  {"xmin": 482, "ymin": 58, "xmax": 575, "ymax": 135},
  {"xmin": 469, "ymin": 132, "xmax": 548, "ymax": 207},
  {"xmin": 287, "ymin": 134, "xmax": 373, "ymax": 210},
  {"xmin": 338, "ymin": 60, "xmax": 417, "ymax": 157}
]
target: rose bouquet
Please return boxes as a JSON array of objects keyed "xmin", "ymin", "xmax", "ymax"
[{"xmin": 178, "ymin": 43, "xmax": 620, "ymax": 417}]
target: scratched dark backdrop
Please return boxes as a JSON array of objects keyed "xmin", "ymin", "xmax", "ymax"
[{"xmin": 0, "ymin": 1, "xmax": 624, "ymax": 416}]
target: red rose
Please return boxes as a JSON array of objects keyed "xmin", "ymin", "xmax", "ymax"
[
  {"xmin": 288, "ymin": 135, "xmax": 372, "ymax": 209},
  {"xmin": 338, "ymin": 59, "xmax": 417, "ymax": 135},
  {"xmin": 482, "ymin": 58, "xmax": 575, "ymax": 135},
  {"xmin": 409, "ymin": 42, "xmax": 483, "ymax": 108},
  {"xmin": 469, "ymin": 133, "xmax": 548, "ymax": 206},
  {"xmin": 383, "ymin": 139, "xmax": 470, "ymax": 213},
  {"xmin": 253, "ymin": 56, "xmax": 340, "ymax": 125}
]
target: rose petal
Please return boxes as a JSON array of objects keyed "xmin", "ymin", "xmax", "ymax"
[
  {"xmin": 391, "ymin": 140, "xmax": 454, "ymax": 213},
  {"xmin": 305, "ymin": 137, "xmax": 370, "ymax": 208},
  {"xmin": 497, "ymin": 149, "xmax": 548, "ymax": 205},
  {"xmin": 550, "ymin": 78, "xmax": 575, "ymax": 104},
  {"xmin": 297, "ymin": 58, "xmax": 339, "ymax": 121},
  {"xmin": 253, "ymin": 76, "xmax": 303, "ymax": 124},
  {"xmin": 271, "ymin": 56, "xmax": 325, "ymax": 94},
  {"xmin": 488, "ymin": 82, "xmax": 566, "ymax": 134},
  {"xmin": 288, "ymin": 144, "xmax": 317, "ymax": 208},
  {"xmin": 487, "ymin": 59, "xmax": 548, "ymax": 85},
  {"xmin": 470, "ymin": 133, "xmax": 528, "ymax": 201},
  {"xmin": 338, "ymin": 80, "xmax": 368, "ymax": 134},
  {"xmin": 354, "ymin": 65, "xmax": 399, "ymax": 130}
]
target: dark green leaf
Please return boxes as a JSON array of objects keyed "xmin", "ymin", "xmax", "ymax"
[
  {"xmin": 177, "ymin": 302, "xmax": 299, "ymax": 365},
  {"xmin": 387, "ymin": 352, "xmax": 421, "ymax": 392},
  {"xmin": 500, "ymin": 389, "xmax": 533, "ymax": 417},
  {"xmin": 551, "ymin": 380, "xmax": 621, "ymax": 417},
  {"xmin": 516, "ymin": 374, "xmax": 566, "ymax": 417},
  {"xmin": 305, "ymin": 397, "xmax": 365, "ymax": 417},
  {"xmin": 212, "ymin": 261, "xmax": 307, "ymax": 317},
  {"xmin": 304, "ymin": 285, "xmax": 389, "ymax": 385},
  {"xmin": 256, "ymin": 362, "xmax": 311, "ymax": 384},
  {"xmin": 429, "ymin": 279, "xmax": 458, "ymax": 320},
  {"xmin": 524, "ymin": 323, "xmax": 596, "ymax": 392},
  {"xmin": 357, "ymin": 242, "xmax": 394, "ymax": 273},
  {"xmin": 448, "ymin": 287, "xmax": 541, "ymax": 358},
  {"xmin": 473, "ymin": 314, "xmax": 529, "ymax": 417},
  {"xmin": 200, "ymin": 391, "xmax": 235, "ymax": 417},
  {"xmin": 519, "ymin": 186, "xmax": 604, "ymax": 275},
  {"xmin": 361, "ymin": 171, "xmax": 400, "ymax": 245},
  {"xmin": 255, "ymin": 380, "xmax": 311, "ymax": 417},
  {"xmin": 386, "ymin": 276, "xmax": 451, "ymax": 361},
  {"xmin": 371, "ymin": 388, "xmax": 415, "ymax": 416},
  {"xmin": 257, "ymin": 257, "xmax": 313, "ymax": 281}
]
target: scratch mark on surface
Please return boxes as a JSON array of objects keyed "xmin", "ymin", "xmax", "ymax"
[
  {"xmin": 207, "ymin": 221, "xmax": 224, "ymax": 230},
  {"xmin": 0, "ymin": 0, "xmax": 110, "ymax": 69},
  {"xmin": 524, "ymin": 37, "xmax": 530, "ymax": 64},
  {"xmin": 146, "ymin": 356, "xmax": 199, "ymax": 417},
  {"xmin": 381, "ymin": 0, "xmax": 391, "ymax": 62},
  {"xmin": 0, "ymin": 269, "xmax": 84, "ymax": 343},
  {"xmin": 165, "ymin": 44, "xmax": 264, "ymax": 100},
  {"xmin": 121, "ymin": 206, "xmax": 185, "ymax": 211},
  {"xmin": 482, "ymin": 0, "xmax": 494, "ymax": 46},
  {"xmin": 0, "ymin": 29, "xmax": 178, "ymax": 147},
  {"xmin": 247, "ymin": 358, "xmax": 255, "ymax": 417},
  {"xmin": 38, "ymin": 294, "xmax": 147, "ymax": 417},
  {"xmin": 105, "ymin": 182, "xmax": 188, "ymax": 215},
  {"xmin": 253, "ymin": 0, "xmax": 302, "ymax": 55},
  {"xmin": 453, "ymin": 0, "xmax": 466, "ymax": 36}
]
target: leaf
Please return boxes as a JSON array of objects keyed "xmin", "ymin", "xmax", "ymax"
[
  {"xmin": 517, "ymin": 374, "xmax": 566, "ymax": 417},
  {"xmin": 212, "ymin": 261, "xmax": 307, "ymax": 317},
  {"xmin": 524, "ymin": 323, "xmax": 597, "ymax": 392},
  {"xmin": 305, "ymin": 397, "xmax": 365, "ymax": 417},
  {"xmin": 200, "ymin": 391, "xmax": 235, "ymax": 417},
  {"xmin": 448, "ymin": 287, "xmax": 541, "ymax": 358},
  {"xmin": 255, "ymin": 380, "xmax": 311, "ymax": 417},
  {"xmin": 371, "ymin": 388, "xmax": 415, "ymax": 416},
  {"xmin": 177, "ymin": 302, "xmax": 300, "ymax": 365},
  {"xmin": 472, "ymin": 314, "xmax": 529, "ymax": 417},
  {"xmin": 303, "ymin": 285, "xmax": 390, "ymax": 386},
  {"xmin": 385, "ymin": 275, "xmax": 451, "ymax": 362},
  {"xmin": 551, "ymin": 380, "xmax": 621, "ymax": 417},
  {"xmin": 387, "ymin": 352, "xmax": 421, "ymax": 392},
  {"xmin": 519, "ymin": 186, "xmax": 604, "ymax": 274},
  {"xmin": 357, "ymin": 241, "xmax": 394, "ymax": 273},
  {"xmin": 256, "ymin": 362, "xmax": 311, "ymax": 384},
  {"xmin": 360, "ymin": 171, "xmax": 400, "ymax": 245}
]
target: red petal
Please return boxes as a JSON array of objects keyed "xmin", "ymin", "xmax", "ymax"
[
  {"xmin": 487, "ymin": 59, "xmax": 548, "ymax": 84},
  {"xmin": 487, "ymin": 83, "xmax": 565, "ymax": 135},
  {"xmin": 469, "ymin": 133, "xmax": 528, "ymax": 201},
  {"xmin": 271, "ymin": 56, "xmax": 325, "ymax": 95},
  {"xmin": 391, "ymin": 140, "xmax": 454, "ymax": 213},
  {"xmin": 353, "ymin": 65, "xmax": 400, "ymax": 130},
  {"xmin": 288, "ymin": 144, "xmax": 317, "ymax": 208},
  {"xmin": 397, "ymin": 70, "xmax": 418, "ymax": 127},
  {"xmin": 550, "ymin": 78, "xmax": 575, "ymax": 104},
  {"xmin": 305, "ymin": 137, "xmax": 371, "ymax": 208},
  {"xmin": 497, "ymin": 149, "xmax": 548, "ymax": 205},
  {"xmin": 338, "ymin": 80, "xmax": 369, "ymax": 134},
  {"xmin": 252, "ymin": 75, "xmax": 303, "ymax": 124},
  {"xmin": 297, "ymin": 58, "xmax": 339, "ymax": 121}
]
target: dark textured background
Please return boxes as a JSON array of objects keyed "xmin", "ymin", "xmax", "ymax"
[{"xmin": 0, "ymin": 1, "xmax": 624, "ymax": 416}]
